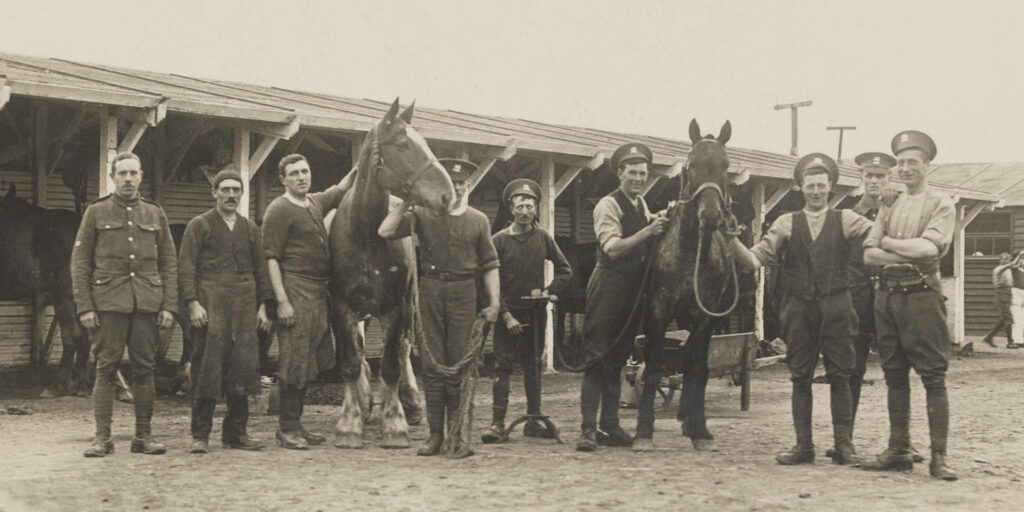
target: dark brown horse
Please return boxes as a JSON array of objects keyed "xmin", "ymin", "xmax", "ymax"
[
  {"xmin": 330, "ymin": 98, "xmax": 455, "ymax": 448},
  {"xmin": 637, "ymin": 119, "xmax": 738, "ymax": 451},
  {"xmin": 0, "ymin": 182, "xmax": 90, "ymax": 396}
]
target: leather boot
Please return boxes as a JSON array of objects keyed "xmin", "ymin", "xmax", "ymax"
[
  {"xmin": 298, "ymin": 427, "xmax": 327, "ymax": 446},
  {"xmin": 480, "ymin": 423, "xmax": 505, "ymax": 444},
  {"xmin": 597, "ymin": 423, "xmax": 634, "ymax": 447},
  {"xmin": 929, "ymin": 451, "xmax": 958, "ymax": 481},
  {"xmin": 130, "ymin": 434, "xmax": 167, "ymax": 455},
  {"xmin": 829, "ymin": 424, "xmax": 858, "ymax": 465},
  {"xmin": 862, "ymin": 384, "xmax": 913, "ymax": 471},
  {"xmin": 84, "ymin": 436, "xmax": 115, "ymax": 458},
  {"xmin": 575, "ymin": 427, "xmax": 597, "ymax": 452},
  {"xmin": 223, "ymin": 435, "xmax": 264, "ymax": 451},
  {"xmin": 777, "ymin": 379, "xmax": 814, "ymax": 465},
  {"xmin": 523, "ymin": 419, "xmax": 554, "ymax": 438},
  {"xmin": 490, "ymin": 371, "xmax": 510, "ymax": 428},
  {"xmin": 275, "ymin": 430, "xmax": 309, "ymax": 450},
  {"xmin": 417, "ymin": 434, "xmax": 444, "ymax": 456}
]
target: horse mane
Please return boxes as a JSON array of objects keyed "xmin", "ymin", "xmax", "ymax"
[{"xmin": 349, "ymin": 125, "xmax": 390, "ymax": 244}]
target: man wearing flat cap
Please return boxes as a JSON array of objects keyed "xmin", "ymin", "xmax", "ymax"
[
  {"xmin": 480, "ymin": 179, "xmax": 572, "ymax": 444},
  {"xmin": 178, "ymin": 167, "xmax": 273, "ymax": 453},
  {"xmin": 732, "ymin": 152, "xmax": 873, "ymax": 465},
  {"xmin": 861, "ymin": 131, "xmax": 958, "ymax": 480},
  {"xmin": 571, "ymin": 142, "xmax": 669, "ymax": 452},
  {"xmin": 379, "ymin": 158, "xmax": 501, "ymax": 457}
]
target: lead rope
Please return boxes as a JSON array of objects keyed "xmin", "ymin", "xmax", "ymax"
[{"xmin": 693, "ymin": 231, "xmax": 740, "ymax": 317}]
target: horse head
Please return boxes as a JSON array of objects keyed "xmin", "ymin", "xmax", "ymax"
[
  {"xmin": 373, "ymin": 98, "xmax": 455, "ymax": 215},
  {"xmin": 684, "ymin": 119, "xmax": 732, "ymax": 231}
]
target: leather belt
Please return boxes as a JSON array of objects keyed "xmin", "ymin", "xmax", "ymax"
[
  {"xmin": 421, "ymin": 271, "xmax": 474, "ymax": 282},
  {"xmin": 878, "ymin": 278, "xmax": 931, "ymax": 295}
]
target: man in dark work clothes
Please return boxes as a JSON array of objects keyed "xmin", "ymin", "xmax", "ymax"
[
  {"xmin": 480, "ymin": 178, "xmax": 572, "ymax": 443},
  {"xmin": 573, "ymin": 143, "xmax": 669, "ymax": 452},
  {"xmin": 732, "ymin": 153, "xmax": 873, "ymax": 466},
  {"xmin": 262, "ymin": 154, "xmax": 355, "ymax": 449},
  {"xmin": 379, "ymin": 158, "xmax": 501, "ymax": 457},
  {"xmin": 861, "ymin": 130, "xmax": 958, "ymax": 480},
  {"xmin": 178, "ymin": 168, "xmax": 273, "ymax": 453}
]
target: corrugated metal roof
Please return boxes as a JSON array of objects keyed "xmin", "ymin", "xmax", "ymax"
[
  {"xmin": 0, "ymin": 52, "xmax": 998, "ymax": 203},
  {"xmin": 928, "ymin": 163, "xmax": 1024, "ymax": 206}
]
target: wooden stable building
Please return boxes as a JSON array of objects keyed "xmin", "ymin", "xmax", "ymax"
[{"xmin": 0, "ymin": 52, "xmax": 1001, "ymax": 370}]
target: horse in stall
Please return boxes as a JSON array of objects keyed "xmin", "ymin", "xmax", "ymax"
[
  {"xmin": 635, "ymin": 119, "xmax": 739, "ymax": 452},
  {"xmin": 330, "ymin": 98, "xmax": 455, "ymax": 448},
  {"xmin": 0, "ymin": 182, "xmax": 90, "ymax": 396}
]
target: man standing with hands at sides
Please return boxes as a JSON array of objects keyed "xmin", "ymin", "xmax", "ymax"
[
  {"xmin": 72, "ymin": 152, "xmax": 178, "ymax": 457},
  {"xmin": 378, "ymin": 158, "xmax": 500, "ymax": 458},
  {"xmin": 573, "ymin": 143, "xmax": 669, "ymax": 453},
  {"xmin": 860, "ymin": 131, "xmax": 958, "ymax": 480},
  {"xmin": 730, "ymin": 153, "xmax": 873, "ymax": 466},
  {"xmin": 262, "ymin": 154, "xmax": 356, "ymax": 450},
  {"xmin": 178, "ymin": 168, "xmax": 274, "ymax": 453},
  {"xmin": 981, "ymin": 252, "xmax": 1018, "ymax": 349},
  {"xmin": 480, "ymin": 179, "xmax": 572, "ymax": 443}
]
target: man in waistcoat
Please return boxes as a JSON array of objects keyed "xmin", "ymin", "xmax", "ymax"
[{"xmin": 731, "ymin": 153, "xmax": 873, "ymax": 465}]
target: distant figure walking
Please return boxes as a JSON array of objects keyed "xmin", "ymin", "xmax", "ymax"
[{"xmin": 981, "ymin": 253, "xmax": 1018, "ymax": 348}]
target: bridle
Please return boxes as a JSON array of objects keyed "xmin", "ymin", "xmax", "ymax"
[{"xmin": 369, "ymin": 126, "xmax": 441, "ymax": 198}]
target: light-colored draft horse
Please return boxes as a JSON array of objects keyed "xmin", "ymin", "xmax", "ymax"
[{"xmin": 330, "ymin": 98, "xmax": 455, "ymax": 448}]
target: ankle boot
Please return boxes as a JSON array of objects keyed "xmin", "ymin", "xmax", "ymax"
[
  {"xmin": 417, "ymin": 434, "xmax": 444, "ymax": 456},
  {"xmin": 862, "ymin": 385, "xmax": 913, "ymax": 471},
  {"xmin": 778, "ymin": 379, "xmax": 814, "ymax": 465},
  {"xmin": 929, "ymin": 451, "xmax": 958, "ymax": 481},
  {"xmin": 575, "ymin": 427, "xmax": 597, "ymax": 452},
  {"xmin": 829, "ymin": 424, "xmax": 858, "ymax": 465}
]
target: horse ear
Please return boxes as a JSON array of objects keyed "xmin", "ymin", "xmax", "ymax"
[
  {"xmin": 689, "ymin": 119, "xmax": 701, "ymax": 144},
  {"xmin": 383, "ymin": 97, "xmax": 401, "ymax": 126},
  {"xmin": 718, "ymin": 121, "xmax": 732, "ymax": 145},
  {"xmin": 399, "ymin": 100, "xmax": 415, "ymax": 124}
]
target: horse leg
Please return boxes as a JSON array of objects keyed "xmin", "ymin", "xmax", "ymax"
[
  {"xmin": 678, "ymin": 319, "xmax": 717, "ymax": 451},
  {"xmin": 378, "ymin": 308, "xmax": 411, "ymax": 448},
  {"xmin": 634, "ymin": 296, "xmax": 671, "ymax": 450},
  {"xmin": 176, "ymin": 316, "xmax": 193, "ymax": 395},
  {"xmin": 398, "ymin": 331, "xmax": 422, "ymax": 426},
  {"xmin": 54, "ymin": 298, "xmax": 92, "ymax": 397},
  {"xmin": 332, "ymin": 303, "xmax": 367, "ymax": 449},
  {"xmin": 41, "ymin": 309, "xmax": 77, "ymax": 398}
]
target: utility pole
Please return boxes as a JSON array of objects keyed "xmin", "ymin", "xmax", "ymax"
[
  {"xmin": 827, "ymin": 125, "xmax": 857, "ymax": 162},
  {"xmin": 774, "ymin": 101, "xmax": 812, "ymax": 156}
]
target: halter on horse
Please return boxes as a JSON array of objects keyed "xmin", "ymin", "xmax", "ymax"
[{"xmin": 330, "ymin": 98, "xmax": 454, "ymax": 449}]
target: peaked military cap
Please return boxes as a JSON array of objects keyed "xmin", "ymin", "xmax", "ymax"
[
  {"xmin": 503, "ymin": 178, "xmax": 541, "ymax": 206},
  {"xmin": 854, "ymin": 152, "xmax": 896, "ymax": 175},
  {"xmin": 794, "ymin": 152, "xmax": 839, "ymax": 185},
  {"xmin": 891, "ymin": 130, "xmax": 937, "ymax": 161},
  {"xmin": 611, "ymin": 143, "xmax": 652, "ymax": 170},
  {"xmin": 438, "ymin": 158, "xmax": 477, "ymax": 182}
]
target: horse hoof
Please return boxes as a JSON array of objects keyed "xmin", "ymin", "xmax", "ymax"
[
  {"xmin": 404, "ymin": 407, "xmax": 422, "ymax": 426},
  {"xmin": 692, "ymin": 438, "xmax": 719, "ymax": 452},
  {"xmin": 38, "ymin": 388, "xmax": 59, "ymax": 399},
  {"xmin": 333, "ymin": 433, "xmax": 364, "ymax": 449},
  {"xmin": 380, "ymin": 433, "xmax": 410, "ymax": 449}
]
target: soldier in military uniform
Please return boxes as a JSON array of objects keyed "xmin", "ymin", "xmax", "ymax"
[
  {"xmin": 480, "ymin": 179, "xmax": 571, "ymax": 443},
  {"xmin": 178, "ymin": 168, "xmax": 273, "ymax": 453},
  {"xmin": 731, "ymin": 153, "xmax": 873, "ymax": 465},
  {"xmin": 861, "ymin": 131, "xmax": 958, "ymax": 480},
  {"xmin": 262, "ymin": 154, "xmax": 355, "ymax": 450},
  {"xmin": 378, "ymin": 158, "xmax": 501, "ymax": 457},
  {"xmin": 573, "ymin": 143, "xmax": 669, "ymax": 452},
  {"xmin": 71, "ymin": 152, "xmax": 178, "ymax": 457}
]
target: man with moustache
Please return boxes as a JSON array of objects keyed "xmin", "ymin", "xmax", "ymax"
[
  {"xmin": 731, "ymin": 153, "xmax": 873, "ymax": 465},
  {"xmin": 72, "ymin": 152, "xmax": 178, "ymax": 457},
  {"xmin": 480, "ymin": 179, "xmax": 572, "ymax": 443},
  {"xmin": 378, "ymin": 158, "xmax": 501, "ymax": 457},
  {"xmin": 178, "ymin": 168, "xmax": 273, "ymax": 453},
  {"xmin": 861, "ymin": 131, "xmax": 958, "ymax": 480},
  {"xmin": 573, "ymin": 143, "xmax": 669, "ymax": 452},
  {"xmin": 262, "ymin": 154, "xmax": 355, "ymax": 449}
]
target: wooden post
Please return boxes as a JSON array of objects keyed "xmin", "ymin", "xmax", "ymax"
[
  {"xmin": 233, "ymin": 127, "xmax": 251, "ymax": 218},
  {"xmin": 98, "ymin": 110, "xmax": 118, "ymax": 197},
  {"xmin": 540, "ymin": 157, "xmax": 556, "ymax": 371},
  {"xmin": 30, "ymin": 102, "xmax": 48, "ymax": 366},
  {"xmin": 774, "ymin": 101, "xmax": 812, "ymax": 156},
  {"xmin": 954, "ymin": 205, "xmax": 966, "ymax": 344},
  {"xmin": 752, "ymin": 182, "xmax": 766, "ymax": 341},
  {"xmin": 150, "ymin": 123, "xmax": 166, "ymax": 201}
]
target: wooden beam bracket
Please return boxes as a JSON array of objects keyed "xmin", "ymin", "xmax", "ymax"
[
  {"xmin": 958, "ymin": 202, "xmax": 987, "ymax": 231},
  {"xmin": 112, "ymin": 100, "xmax": 167, "ymax": 126},
  {"xmin": 763, "ymin": 186, "xmax": 792, "ymax": 213},
  {"xmin": 232, "ymin": 117, "xmax": 299, "ymax": 140},
  {"xmin": 466, "ymin": 157, "xmax": 498, "ymax": 193},
  {"xmin": 117, "ymin": 122, "xmax": 148, "ymax": 154},
  {"xmin": 0, "ymin": 79, "xmax": 10, "ymax": 112},
  {"xmin": 248, "ymin": 135, "xmax": 281, "ymax": 177},
  {"xmin": 553, "ymin": 166, "xmax": 585, "ymax": 198}
]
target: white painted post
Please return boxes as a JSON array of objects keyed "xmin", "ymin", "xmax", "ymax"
[
  {"xmin": 98, "ymin": 110, "xmax": 117, "ymax": 197},
  {"xmin": 540, "ymin": 157, "xmax": 556, "ymax": 372},
  {"xmin": 954, "ymin": 205, "xmax": 966, "ymax": 344},
  {"xmin": 234, "ymin": 128, "xmax": 251, "ymax": 218},
  {"xmin": 752, "ymin": 182, "xmax": 765, "ymax": 340}
]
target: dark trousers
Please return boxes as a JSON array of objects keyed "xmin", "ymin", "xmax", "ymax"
[
  {"xmin": 419, "ymin": 276, "xmax": 478, "ymax": 435},
  {"xmin": 90, "ymin": 311, "xmax": 158, "ymax": 438},
  {"xmin": 192, "ymin": 395, "xmax": 249, "ymax": 441},
  {"xmin": 579, "ymin": 352, "xmax": 628, "ymax": 432},
  {"xmin": 278, "ymin": 383, "xmax": 307, "ymax": 433},
  {"xmin": 983, "ymin": 288, "xmax": 1014, "ymax": 343},
  {"xmin": 491, "ymin": 306, "xmax": 545, "ymax": 424},
  {"xmin": 849, "ymin": 284, "xmax": 875, "ymax": 424}
]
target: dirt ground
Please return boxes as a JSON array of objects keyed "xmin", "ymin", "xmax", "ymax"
[{"xmin": 1, "ymin": 340, "xmax": 1022, "ymax": 512}]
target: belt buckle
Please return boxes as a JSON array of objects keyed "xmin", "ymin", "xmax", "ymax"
[{"xmin": 438, "ymin": 272, "xmax": 451, "ymax": 281}]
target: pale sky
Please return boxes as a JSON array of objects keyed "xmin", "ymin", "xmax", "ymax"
[{"xmin": 2, "ymin": 0, "xmax": 1022, "ymax": 163}]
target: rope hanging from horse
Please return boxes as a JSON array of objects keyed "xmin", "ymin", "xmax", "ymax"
[{"xmin": 685, "ymin": 180, "xmax": 741, "ymax": 318}]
